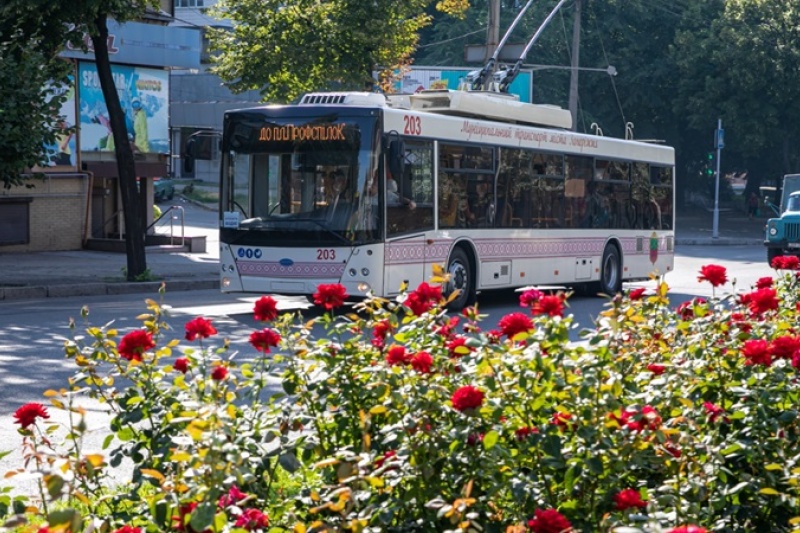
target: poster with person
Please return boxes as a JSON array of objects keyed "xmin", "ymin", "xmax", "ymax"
[
  {"xmin": 36, "ymin": 74, "xmax": 78, "ymax": 170},
  {"xmin": 78, "ymin": 62, "xmax": 169, "ymax": 154}
]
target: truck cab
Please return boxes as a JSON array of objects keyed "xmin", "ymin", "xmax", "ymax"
[{"xmin": 765, "ymin": 174, "xmax": 800, "ymax": 264}]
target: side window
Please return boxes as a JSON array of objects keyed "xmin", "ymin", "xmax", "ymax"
[
  {"xmin": 387, "ymin": 140, "xmax": 433, "ymax": 236},
  {"xmin": 439, "ymin": 143, "xmax": 496, "ymax": 229}
]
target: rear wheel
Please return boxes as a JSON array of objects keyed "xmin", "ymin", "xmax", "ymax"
[
  {"xmin": 767, "ymin": 247, "xmax": 783, "ymax": 266},
  {"xmin": 445, "ymin": 247, "xmax": 475, "ymax": 311},
  {"xmin": 594, "ymin": 244, "xmax": 622, "ymax": 296}
]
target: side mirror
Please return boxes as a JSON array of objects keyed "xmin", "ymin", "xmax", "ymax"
[{"xmin": 387, "ymin": 139, "xmax": 405, "ymax": 180}]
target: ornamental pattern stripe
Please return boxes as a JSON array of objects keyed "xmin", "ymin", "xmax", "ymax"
[
  {"xmin": 386, "ymin": 237, "xmax": 663, "ymax": 265},
  {"xmin": 238, "ymin": 261, "xmax": 345, "ymax": 278}
]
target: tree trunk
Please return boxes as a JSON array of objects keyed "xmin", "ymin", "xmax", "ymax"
[{"xmin": 90, "ymin": 14, "xmax": 147, "ymax": 281}]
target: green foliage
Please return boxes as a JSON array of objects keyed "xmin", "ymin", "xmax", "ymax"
[
  {"xmin": 208, "ymin": 0, "xmax": 468, "ymax": 103},
  {"xmin": 8, "ymin": 265, "xmax": 800, "ymax": 531}
]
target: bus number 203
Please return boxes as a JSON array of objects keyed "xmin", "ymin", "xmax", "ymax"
[
  {"xmin": 403, "ymin": 115, "xmax": 422, "ymax": 135},
  {"xmin": 317, "ymin": 249, "xmax": 336, "ymax": 260}
]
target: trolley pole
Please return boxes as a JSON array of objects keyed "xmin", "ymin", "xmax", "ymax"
[{"xmin": 712, "ymin": 119, "xmax": 724, "ymax": 239}]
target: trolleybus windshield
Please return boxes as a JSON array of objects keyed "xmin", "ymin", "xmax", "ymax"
[{"xmin": 220, "ymin": 111, "xmax": 381, "ymax": 246}]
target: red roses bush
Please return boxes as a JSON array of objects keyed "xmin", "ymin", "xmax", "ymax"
[{"xmin": 7, "ymin": 261, "xmax": 800, "ymax": 532}]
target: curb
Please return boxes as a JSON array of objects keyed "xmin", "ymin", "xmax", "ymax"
[
  {"xmin": 676, "ymin": 238, "xmax": 764, "ymax": 247},
  {"xmin": 0, "ymin": 278, "xmax": 218, "ymax": 301}
]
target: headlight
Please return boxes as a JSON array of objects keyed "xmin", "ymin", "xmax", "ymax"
[{"xmin": 770, "ymin": 227, "xmax": 778, "ymax": 236}]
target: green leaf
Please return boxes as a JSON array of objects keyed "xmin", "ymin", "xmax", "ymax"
[
  {"xmin": 482, "ymin": 430, "xmax": 499, "ymax": 450},
  {"xmin": 190, "ymin": 502, "xmax": 215, "ymax": 532},
  {"xmin": 279, "ymin": 452, "xmax": 301, "ymax": 473}
]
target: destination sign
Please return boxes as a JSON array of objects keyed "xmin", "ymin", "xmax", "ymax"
[{"xmin": 258, "ymin": 123, "xmax": 347, "ymax": 142}]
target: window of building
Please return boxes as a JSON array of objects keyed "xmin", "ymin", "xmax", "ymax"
[{"xmin": 176, "ymin": 0, "xmax": 204, "ymax": 7}]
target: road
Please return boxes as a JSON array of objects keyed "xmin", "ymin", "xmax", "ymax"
[{"xmin": 0, "ymin": 243, "xmax": 772, "ymax": 498}]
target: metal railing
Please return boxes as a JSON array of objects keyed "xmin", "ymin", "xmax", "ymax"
[{"xmin": 147, "ymin": 205, "xmax": 185, "ymax": 247}]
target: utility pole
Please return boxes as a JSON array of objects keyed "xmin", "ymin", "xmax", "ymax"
[
  {"xmin": 486, "ymin": 0, "xmax": 501, "ymax": 62},
  {"xmin": 568, "ymin": 0, "xmax": 582, "ymax": 131}
]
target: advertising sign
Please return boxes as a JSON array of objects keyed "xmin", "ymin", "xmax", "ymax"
[
  {"xmin": 78, "ymin": 62, "xmax": 169, "ymax": 154},
  {"xmin": 39, "ymin": 74, "xmax": 78, "ymax": 170},
  {"xmin": 391, "ymin": 66, "xmax": 532, "ymax": 103}
]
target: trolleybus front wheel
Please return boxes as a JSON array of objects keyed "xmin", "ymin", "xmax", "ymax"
[
  {"xmin": 445, "ymin": 248, "xmax": 475, "ymax": 311},
  {"xmin": 595, "ymin": 243, "xmax": 622, "ymax": 296}
]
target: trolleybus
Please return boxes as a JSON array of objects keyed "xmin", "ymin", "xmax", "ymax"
[{"xmin": 216, "ymin": 89, "xmax": 674, "ymax": 309}]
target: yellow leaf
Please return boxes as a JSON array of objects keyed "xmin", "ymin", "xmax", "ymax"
[
  {"xmin": 369, "ymin": 405, "xmax": 388, "ymax": 415},
  {"xmin": 313, "ymin": 458, "xmax": 339, "ymax": 469},
  {"xmin": 765, "ymin": 463, "xmax": 783, "ymax": 471},
  {"xmin": 44, "ymin": 389, "xmax": 60, "ymax": 398},
  {"xmin": 760, "ymin": 487, "xmax": 781, "ymax": 495},
  {"xmin": 170, "ymin": 451, "xmax": 193, "ymax": 462},
  {"xmin": 294, "ymin": 524, "xmax": 308, "ymax": 533},
  {"xmin": 140, "ymin": 469, "xmax": 166, "ymax": 482},
  {"xmin": 83, "ymin": 454, "xmax": 105, "ymax": 468}
]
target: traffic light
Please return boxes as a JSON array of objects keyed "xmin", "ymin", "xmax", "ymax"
[{"xmin": 705, "ymin": 152, "xmax": 715, "ymax": 176}]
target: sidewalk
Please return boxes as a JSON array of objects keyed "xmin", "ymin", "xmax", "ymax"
[{"xmin": 0, "ymin": 196, "xmax": 768, "ymax": 301}]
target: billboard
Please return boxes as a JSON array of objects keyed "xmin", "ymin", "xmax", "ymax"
[
  {"xmin": 390, "ymin": 66, "xmax": 532, "ymax": 103},
  {"xmin": 39, "ymin": 74, "xmax": 78, "ymax": 170},
  {"xmin": 78, "ymin": 62, "xmax": 169, "ymax": 154}
]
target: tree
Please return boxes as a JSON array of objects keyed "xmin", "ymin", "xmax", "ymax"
[
  {"xmin": 671, "ymin": 0, "xmax": 800, "ymax": 184},
  {"xmin": 0, "ymin": 9, "xmax": 74, "ymax": 188},
  {"xmin": 208, "ymin": 0, "xmax": 468, "ymax": 103},
  {"xmin": 2, "ymin": 0, "xmax": 161, "ymax": 280}
]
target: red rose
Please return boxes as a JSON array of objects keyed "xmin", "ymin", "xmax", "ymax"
[
  {"xmin": 451, "ymin": 385, "xmax": 484, "ymax": 412},
  {"xmin": 703, "ymin": 401, "xmax": 726, "ymax": 423},
  {"xmin": 211, "ymin": 366, "xmax": 228, "ymax": 380},
  {"xmin": 515, "ymin": 426, "xmax": 539, "ymax": 440},
  {"xmin": 249, "ymin": 328, "xmax": 281, "ymax": 353},
  {"xmin": 118, "ymin": 329, "xmax": 155, "ymax": 361},
  {"xmin": 550, "ymin": 411, "xmax": 573, "ymax": 429},
  {"xmin": 742, "ymin": 339, "xmax": 772, "ymax": 366},
  {"xmin": 617, "ymin": 405, "xmax": 661, "ymax": 432},
  {"xmin": 13, "ymin": 402, "xmax": 50, "ymax": 429},
  {"xmin": 668, "ymin": 526, "xmax": 707, "ymax": 533},
  {"xmin": 532, "ymin": 294, "xmax": 565, "ymax": 317},
  {"xmin": 755, "ymin": 276, "xmax": 774, "ymax": 289},
  {"xmin": 234, "ymin": 508, "xmax": 269, "ymax": 530},
  {"xmin": 435, "ymin": 316, "xmax": 460, "ymax": 337},
  {"xmin": 375, "ymin": 450, "xmax": 397, "ymax": 468},
  {"xmin": 647, "ymin": 363, "xmax": 666, "ymax": 375},
  {"xmin": 614, "ymin": 488, "xmax": 647, "ymax": 510},
  {"xmin": 184, "ymin": 317, "xmax": 217, "ymax": 341},
  {"xmin": 697, "ymin": 264, "xmax": 727, "ymax": 287},
  {"xmin": 372, "ymin": 320, "xmax": 392, "ymax": 349},
  {"xmin": 770, "ymin": 335, "xmax": 800, "ymax": 359},
  {"xmin": 519, "ymin": 288, "xmax": 543, "ymax": 308},
  {"xmin": 526, "ymin": 508, "xmax": 572, "ymax": 533},
  {"xmin": 312, "ymin": 283, "xmax": 348, "ymax": 310},
  {"xmin": 629, "ymin": 287, "xmax": 647, "ymax": 300},
  {"xmin": 410, "ymin": 351, "xmax": 434, "ymax": 374},
  {"xmin": 772, "ymin": 255, "xmax": 800, "ymax": 270},
  {"xmin": 112, "ymin": 526, "xmax": 141, "ymax": 533},
  {"xmin": 219, "ymin": 485, "xmax": 248, "ymax": 508},
  {"xmin": 740, "ymin": 287, "xmax": 779, "ymax": 317},
  {"xmin": 385, "ymin": 345, "xmax": 410, "ymax": 366},
  {"xmin": 253, "ymin": 295, "xmax": 279, "ymax": 322},
  {"xmin": 498, "ymin": 312, "xmax": 534, "ymax": 339},
  {"xmin": 174, "ymin": 357, "xmax": 189, "ymax": 374},
  {"xmin": 405, "ymin": 282, "xmax": 442, "ymax": 315}
]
